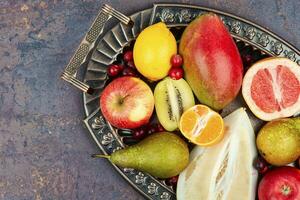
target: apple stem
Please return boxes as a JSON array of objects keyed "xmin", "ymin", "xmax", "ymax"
[
  {"xmin": 120, "ymin": 95, "xmax": 130, "ymax": 104},
  {"xmin": 91, "ymin": 154, "xmax": 111, "ymax": 159}
]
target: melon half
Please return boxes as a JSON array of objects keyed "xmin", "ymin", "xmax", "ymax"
[{"xmin": 242, "ymin": 57, "xmax": 300, "ymax": 121}]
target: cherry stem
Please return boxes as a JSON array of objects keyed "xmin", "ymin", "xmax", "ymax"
[{"xmin": 91, "ymin": 154, "xmax": 111, "ymax": 159}]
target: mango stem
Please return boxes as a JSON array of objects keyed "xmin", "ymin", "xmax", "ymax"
[{"xmin": 91, "ymin": 154, "xmax": 111, "ymax": 159}]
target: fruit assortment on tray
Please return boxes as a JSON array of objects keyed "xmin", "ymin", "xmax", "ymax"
[{"xmin": 95, "ymin": 12, "xmax": 300, "ymax": 200}]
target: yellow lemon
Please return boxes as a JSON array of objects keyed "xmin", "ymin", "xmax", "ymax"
[{"xmin": 133, "ymin": 22, "xmax": 177, "ymax": 81}]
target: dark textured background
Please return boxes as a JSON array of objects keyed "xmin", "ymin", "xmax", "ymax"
[{"xmin": 0, "ymin": 0, "xmax": 299, "ymax": 199}]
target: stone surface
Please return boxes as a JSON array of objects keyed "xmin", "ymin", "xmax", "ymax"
[{"xmin": 0, "ymin": 0, "xmax": 299, "ymax": 199}]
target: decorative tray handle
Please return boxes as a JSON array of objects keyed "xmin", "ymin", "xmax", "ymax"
[{"xmin": 61, "ymin": 4, "xmax": 133, "ymax": 94}]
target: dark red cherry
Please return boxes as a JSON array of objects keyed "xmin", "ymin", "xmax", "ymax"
[
  {"xmin": 122, "ymin": 67, "xmax": 137, "ymax": 77},
  {"xmin": 132, "ymin": 128, "xmax": 146, "ymax": 140},
  {"xmin": 166, "ymin": 176, "xmax": 179, "ymax": 186},
  {"xmin": 170, "ymin": 54, "xmax": 183, "ymax": 68},
  {"xmin": 123, "ymin": 50, "xmax": 133, "ymax": 62},
  {"xmin": 254, "ymin": 157, "xmax": 269, "ymax": 174},
  {"xmin": 107, "ymin": 64, "xmax": 121, "ymax": 77},
  {"xmin": 169, "ymin": 68, "xmax": 183, "ymax": 80}
]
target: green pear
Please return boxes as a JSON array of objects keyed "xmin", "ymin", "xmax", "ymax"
[{"xmin": 93, "ymin": 132, "xmax": 189, "ymax": 179}]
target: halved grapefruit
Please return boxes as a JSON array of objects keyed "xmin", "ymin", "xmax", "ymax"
[{"xmin": 242, "ymin": 57, "xmax": 300, "ymax": 121}]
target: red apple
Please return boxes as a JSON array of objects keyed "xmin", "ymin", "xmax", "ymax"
[
  {"xmin": 258, "ymin": 166, "xmax": 300, "ymax": 200},
  {"xmin": 100, "ymin": 76, "xmax": 154, "ymax": 129}
]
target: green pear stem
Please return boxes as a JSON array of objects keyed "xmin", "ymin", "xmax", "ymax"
[{"xmin": 91, "ymin": 154, "xmax": 111, "ymax": 159}]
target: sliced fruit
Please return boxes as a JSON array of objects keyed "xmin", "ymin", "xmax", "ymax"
[
  {"xmin": 154, "ymin": 77, "xmax": 195, "ymax": 131},
  {"xmin": 242, "ymin": 57, "xmax": 300, "ymax": 121},
  {"xmin": 256, "ymin": 117, "xmax": 300, "ymax": 166},
  {"xmin": 179, "ymin": 105, "xmax": 224, "ymax": 146},
  {"xmin": 133, "ymin": 22, "xmax": 177, "ymax": 81},
  {"xmin": 177, "ymin": 108, "xmax": 258, "ymax": 200}
]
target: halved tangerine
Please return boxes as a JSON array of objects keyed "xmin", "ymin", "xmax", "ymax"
[{"xmin": 179, "ymin": 105, "xmax": 224, "ymax": 146}]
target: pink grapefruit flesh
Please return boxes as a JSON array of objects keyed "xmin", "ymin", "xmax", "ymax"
[{"xmin": 242, "ymin": 57, "xmax": 300, "ymax": 121}]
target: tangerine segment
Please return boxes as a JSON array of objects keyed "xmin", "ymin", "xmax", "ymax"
[{"xmin": 179, "ymin": 105, "xmax": 225, "ymax": 146}]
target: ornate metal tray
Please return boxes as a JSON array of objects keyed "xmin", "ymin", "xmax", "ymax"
[{"xmin": 81, "ymin": 4, "xmax": 300, "ymax": 200}]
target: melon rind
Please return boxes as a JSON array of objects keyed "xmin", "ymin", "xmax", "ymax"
[{"xmin": 242, "ymin": 57, "xmax": 300, "ymax": 121}]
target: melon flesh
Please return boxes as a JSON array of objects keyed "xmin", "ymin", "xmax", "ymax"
[{"xmin": 177, "ymin": 108, "xmax": 257, "ymax": 200}]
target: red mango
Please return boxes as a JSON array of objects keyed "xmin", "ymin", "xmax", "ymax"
[{"xmin": 179, "ymin": 13, "xmax": 243, "ymax": 110}]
